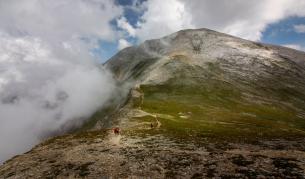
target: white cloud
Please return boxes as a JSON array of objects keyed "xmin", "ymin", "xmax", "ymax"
[
  {"xmin": 283, "ymin": 44, "xmax": 305, "ymax": 51},
  {"xmin": 0, "ymin": 33, "xmax": 116, "ymax": 163},
  {"xmin": 135, "ymin": 0, "xmax": 193, "ymax": 41},
  {"xmin": 118, "ymin": 39, "xmax": 132, "ymax": 50},
  {"xmin": 294, "ymin": 24, "xmax": 305, "ymax": 33},
  {"xmin": 134, "ymin": 0, "xmax": 305, "ymax": 41},
  {"xmin": 0, "ymin": 0, "xmax": 122, "ymax": 43},
  {"xmin": 117, "ymin": 17, "xmax": 136, "ymax": 37},
  {"xmin": 0, "ymin": 0, "xmax": 122, "ymax": 163}
]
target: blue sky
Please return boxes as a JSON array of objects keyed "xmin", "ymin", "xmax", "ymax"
[
  {"xmin": 97, "ymin": 0, "xmax": 143, "ymax": 61},
  {"xmin": 262, "ymin": 16, "xmax": 305, "ymax": 49},
  {"xmin": 97, "ymin": 0, "xmax": 305, "ymax": 62}
]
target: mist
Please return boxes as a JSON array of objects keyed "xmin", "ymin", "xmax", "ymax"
[{"xmin": 0, "ymin": 0, "xmax": 122, "ymax": 163}]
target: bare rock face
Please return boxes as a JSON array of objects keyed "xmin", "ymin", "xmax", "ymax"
[
  {"xmin": 1, "ymin": 28, "xmax": 305, "ymax": 178},
  {"xmin": 107, "ymin": 28, "xmax": 305, "ymax": 86}
]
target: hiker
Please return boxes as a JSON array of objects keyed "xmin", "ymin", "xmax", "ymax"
[{"xmin": 113, "ymin": 127, "xmax": 120, "ymax": 135}]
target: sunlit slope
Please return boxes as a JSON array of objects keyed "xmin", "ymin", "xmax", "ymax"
[{"xmin": 105, "ymin": 28, "xmax": 305, "ymax": 139}]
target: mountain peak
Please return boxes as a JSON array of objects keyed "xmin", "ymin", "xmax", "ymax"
[
  {"xmin": 2, "ymin": 29, "xmax": 305, "ymax": 178},
  {"xmin": 106, "ymin": 28, "xmax": 305, "ymax": 84}
]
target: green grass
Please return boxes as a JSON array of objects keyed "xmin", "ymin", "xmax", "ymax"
[
  {"xmin": 133, "ymin": 78, "xmax": 305, "ymax": 141},
  {"xmin": 82, "ymin": 59, "xmax": 305, "ymax": 142}
]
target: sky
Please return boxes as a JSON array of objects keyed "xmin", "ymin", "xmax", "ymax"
[
  {"xmin": 1, "ymin": 1, "xmax": 304, "ymax": 61},
  {"xmin": 0, "ymin": 0, "xmax": 305, "ymax": 163}
]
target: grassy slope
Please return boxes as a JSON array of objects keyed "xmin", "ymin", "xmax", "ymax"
[
  {"xmin": 84, "ymin": 55, "xmax": 305, "ymax": 142},
  {"xmin": 129, "ymin": 60, "xmax": 305, "ymax": 142},
  {"xmin": 138, "ymin": 84, "xmax": 305, "ymax": 140}
]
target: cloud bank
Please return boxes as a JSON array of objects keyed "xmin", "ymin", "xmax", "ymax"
[{"xmin": 0, "ymin": 0, "xmax": 122, "ymax": 163}]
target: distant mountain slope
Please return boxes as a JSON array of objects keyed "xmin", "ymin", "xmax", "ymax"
[
  {"xmin": 2, "ymin": 29, "xmax": 305, "ymax": 178},
  {"xmin": 105, "ymin": 28, "xmax": 305, "ymax": 139}
]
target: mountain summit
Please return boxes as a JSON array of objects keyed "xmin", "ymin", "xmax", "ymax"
[
  {"xmin": 105, "ymin": 28, "xmax": 305, "ymax": 138},
  {"xmin": 1, "ymin": 29, "xmax": 305, "ymax": 178}
]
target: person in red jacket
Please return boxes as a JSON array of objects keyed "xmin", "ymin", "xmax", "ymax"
[{"xmin": 113, "ymin": 127, "xmax": 120, "ymax": 135}]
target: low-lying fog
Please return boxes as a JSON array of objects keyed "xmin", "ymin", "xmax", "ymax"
[{"xmin": 0, "ymin": 0, "xmax": 121, "ymax": 163}]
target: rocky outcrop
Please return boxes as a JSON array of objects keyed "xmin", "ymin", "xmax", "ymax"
[{"xmin": 1, "ymin": 131, "xmax": 305, "ymax": 178}]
